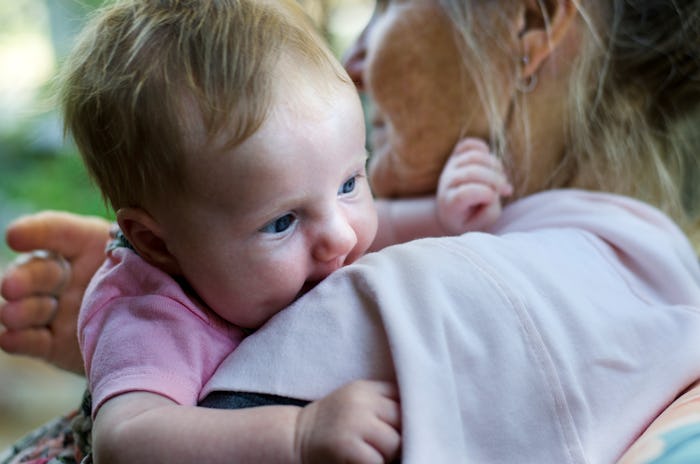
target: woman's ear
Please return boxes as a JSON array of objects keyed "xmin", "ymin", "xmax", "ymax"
[
  {"xmin": 518, "ymin": 0, "xmax": 578, "ymax": 78},
  {"xmin": 116, "ymin": 207, "xmax": 182, "ymax": 275}
]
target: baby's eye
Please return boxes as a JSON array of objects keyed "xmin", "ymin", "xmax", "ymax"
[
  {"xmin": 338, "ymin": 176, "xmax": 356, "ymax": 195},
  {"xmin": 260, "ymin": 213, "xmax": 296, "ymax": 234}
]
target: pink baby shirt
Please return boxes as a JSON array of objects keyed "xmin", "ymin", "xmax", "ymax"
[{"xmin": 79, "ymin": 247, "xmax": 245, "ymax": 414}]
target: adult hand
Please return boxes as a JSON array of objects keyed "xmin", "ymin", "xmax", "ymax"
[
  {"xmin": 437, "ymin": 138, "xmax": 512, "ymax": 234},
  {"xmin": 1, "ymin": 211, "xmax": 112, "ymax": 374},
  {"xmin": 295, "ymin": 380, "xmax": 401, "ymax": 464}
]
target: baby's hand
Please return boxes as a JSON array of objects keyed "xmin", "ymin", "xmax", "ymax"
[
  {"xmin": 295, "ymin": 380, "xmax": 401, "ymax": 464},
  {"xmin": 437, "ymin": 138, "xmax": 512, "ymax": 234}
]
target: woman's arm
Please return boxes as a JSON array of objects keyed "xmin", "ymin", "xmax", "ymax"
[{"xmin": 1, "ymin": 211, "xmax": 111, "ymax": 374}]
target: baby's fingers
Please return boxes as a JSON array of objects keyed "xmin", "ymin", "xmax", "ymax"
[
  {"xmin": 351, "ymin": 381, "xmax": 401, "ymax": 462},
  {"xmin": 367, "ymin": 389, "xmax": 401, "ymax": 462},
  {"xmin": 451, "ymin": 137, "xmax": 490, "ymax": 156},
  {"xmin": 442, "ymin": 163, "xmax": 513, "ymax": 196},
  {"xmin": 447, "ymin": 149, "xmax": 507, "ymax": 179},
  {"xmin": 443, "ymin": 142, "xmax": 512, "ymax": 195},
  {"xmin": 364, "ymin": 416, "xmax": 402, "ymax": 463}
]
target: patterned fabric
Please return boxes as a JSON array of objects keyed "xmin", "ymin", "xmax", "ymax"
[
  {"xmin": 0, "ymin": 391, "xmax": 92, "ymax": 464},
  {"xmin": 104, "ymin": 229, "xmax": 134, "ymax": 254},
  {"xmin": 648, "ymin": 423, "xmax": 700, "ymax": 463},
  {"xmin": 618, "ymin": 381, "xmax": 700, "ymax": 463}
]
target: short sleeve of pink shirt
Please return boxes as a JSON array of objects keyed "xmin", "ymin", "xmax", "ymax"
[{"xmin": 78, "ymin": 247, "xmax": 244, "ymax": 415}]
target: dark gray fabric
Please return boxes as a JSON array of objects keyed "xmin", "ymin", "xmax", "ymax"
[{"xmin": 199, "ymin": 391, "xmax": 309, "ymax": 409}]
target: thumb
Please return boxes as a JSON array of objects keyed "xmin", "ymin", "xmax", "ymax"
[{"xmin": 6, "ymin": 211, "xmax": 111, "ymax": 260}]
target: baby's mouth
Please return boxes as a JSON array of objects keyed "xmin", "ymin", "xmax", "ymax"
[
  {"xmin": 295, "ymin": 280, "xmax": 321, "ymax": 302},
  {"xmin": 294, "ymin": 257, "xmax": 345, "ymax": 302}
]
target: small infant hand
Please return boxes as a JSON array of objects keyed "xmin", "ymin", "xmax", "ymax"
[
  {"xmin": 437, "ymin": 138, "xmax": 512, "ymax": 235},
  {"xmin": 295, "ymin": 380, "xmax": 401, "ymax": 464}
]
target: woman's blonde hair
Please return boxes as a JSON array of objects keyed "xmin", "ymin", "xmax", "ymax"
[
  {"xmin": 440, "ymin": 0, "xmax": 700, "ymax": 231},
  {"xmin": 60, "ymin": 0, "xmax": 345, "ymax": 211}
]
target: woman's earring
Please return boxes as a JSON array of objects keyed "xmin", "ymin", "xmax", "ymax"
[{"xmin": 516, "ymin": 56, "xmax": 538, "ymax": 93}]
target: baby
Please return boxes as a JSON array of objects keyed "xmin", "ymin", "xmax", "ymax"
[{"xmin": 62, "ymin": 0, "xmax": 511, "ymax": 462}]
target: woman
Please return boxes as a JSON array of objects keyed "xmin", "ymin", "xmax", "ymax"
[{"xmin": 2, "ymin": 0, "xmax": 700, "ymax": 462}]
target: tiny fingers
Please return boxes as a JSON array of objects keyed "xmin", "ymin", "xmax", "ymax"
[
  {"xmin": 438, "ymin": 183, "xmax": 502, "ymax": 234},
  {"xmin": 369, "ymin": 380, "xmax": 400, "ymax": 400},
  {"xmin": 451, "ymin": 137, "xmax": 490, "ymax": 155},
  {"xmin": 437, "ymin": 138, "xmax": 512, "ymax": 234},
  {"xmin": 443, "ymin": 141, "xmax": 512, "ymax": 197},
  {"xmin": 442, "ymin": 163, "xmax": 512, "ymax": 196},
  {"xmin": 445, "ymin": 183, "xmax": 498, "ymax": 205},
  {"xmin": 371, "ymin": 383, "xmax": 401, "ymax": 431},
  {"xmin": 369, "ymin": 382, "xmax": 401, "ymax": 462},
  {"xmin": 352, "ymin": 381, "xmax": 401, "ymax": 463},
  {"xmin": 364, "ymin": 419, "xmax": 401, "ymax": 463},
  {"xmin": 447, "ymin": 149, "xmax": 506, "ymax": 176}
]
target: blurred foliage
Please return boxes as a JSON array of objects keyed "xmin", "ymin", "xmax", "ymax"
[
  {"xmin": 0, "ymin": 123, "xmax": 112, "ymax": 263},
  {"xmin": 0, "ymin": 1, "xmax": 113, "ymax": 263},
  {"xmin": 0, "ymin": 130, "xmax": 109, "ymax": 217}
]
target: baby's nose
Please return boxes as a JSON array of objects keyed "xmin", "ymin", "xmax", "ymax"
[{"xmin": 312, "ymin": 213, "xmax": 357, "ymax": 264}]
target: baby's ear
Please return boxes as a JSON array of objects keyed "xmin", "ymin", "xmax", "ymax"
[{"xmin": 116, "ymin": 207, "xmax": 182, "ymax": 275}]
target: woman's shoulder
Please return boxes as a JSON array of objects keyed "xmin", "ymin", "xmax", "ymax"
[{"xmin": 354, "ymin": 189, "xmax": 700, "ymax": 307}]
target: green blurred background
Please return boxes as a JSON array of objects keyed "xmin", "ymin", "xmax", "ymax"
[
  {"xmin": 0, "ymin": 0, "xmax": 371, "ymax": 449},
  {"xmin": 0, "ymin": 0, "xmax": 110, "ymax": 266}
]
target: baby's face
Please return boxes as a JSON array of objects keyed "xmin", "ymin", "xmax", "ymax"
[{"xmin": 159, "ymin": 78, "xmax": 377, "ymax": 329}]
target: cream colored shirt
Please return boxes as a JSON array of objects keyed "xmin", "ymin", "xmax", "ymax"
[{"xmin": 204, "ymin": 190, "xmax": 700, "ymax": 464}]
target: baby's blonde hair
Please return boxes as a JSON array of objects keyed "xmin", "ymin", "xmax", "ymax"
[
  {"xmin": 440, "ymin": 0, "xmax": 700, "ymax": 231},
  {"xmin": 60, "ymin": 0, "xmax": 346, "ymax": 211}
]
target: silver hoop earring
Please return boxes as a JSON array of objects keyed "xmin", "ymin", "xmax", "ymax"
[
  {"xmin": 516, "ymin": 56, "xmax": 538, "ymax": 93},
  {"xmin": 516, "ymin": 73, "xmax": 538, "ymax": 93}
]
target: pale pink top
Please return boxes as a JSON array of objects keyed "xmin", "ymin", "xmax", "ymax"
[
  {"xmin": 79, "ymin": 247, "xmax": 244, "ymax": 414},
  {"xmin": 203, "ymin": 190, "xmax": 700, "ymax": 464}
]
